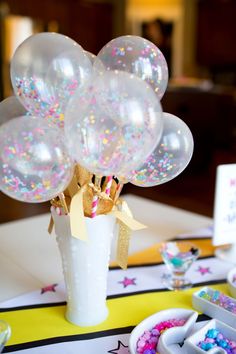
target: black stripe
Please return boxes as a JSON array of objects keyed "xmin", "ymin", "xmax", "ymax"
[
  {"xmin": 109, "ymin": 255, "xmax": 215, "ymax": 270},
  {"xmin": 107, "ymin": 279, "xmax": 227, "ymax": 299},
  {"xmin": 193, "ymin": 279, "xmax": 227, "ymax": 287},
  {"xmin": 170, "ymin": 236, "xmax": 212, "ymax": 241},
  {"xmin": 0, "ymin": 279, "xmax": 226, "ymax": 312},
  {"xmin": 0, "ymin": 301, "xmax": 66, "ymax": 313},
  {"xmin": 2, "ymin": 326, "xmax": 134, "ymax": 352},
  {"xmin": 2, "ymin": 315, "xmax": 213, "ymax": 352}
]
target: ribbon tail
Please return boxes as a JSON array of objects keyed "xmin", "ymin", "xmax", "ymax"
[
  {"xmin": 70, "ymin": 186, "xmax": 88, "ymax": 240},
  {"xmin": 48, "ymin": 215, "xmax": 54, "ymax": 234}
]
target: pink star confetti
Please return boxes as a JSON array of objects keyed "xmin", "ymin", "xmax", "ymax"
[
  {"xmin": 196, "ymin": 266, "xmax": 212, "ymax": 275},
  {"xmin": 41, "ymin": 283, "xmax": 58, "ymax": 294},
  {"xmin": 118, "ymin": 276, "xmax": 136, "ymax": 288}
]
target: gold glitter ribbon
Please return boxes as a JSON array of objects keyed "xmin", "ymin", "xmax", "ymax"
[
  {"xmin": 110, "ymin": 199, "xmax": 147, "ymax": 269},
  {"xmin": 116, "ymin": 221, "xmax": 131, "ymax": 270},
  {"xmin": 47, "ymin": 216, "xmax": 54, "ymax": 234}
]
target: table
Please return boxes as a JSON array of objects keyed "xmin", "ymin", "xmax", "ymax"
[
  {"xmin": 2, "ymin": 194, "xmax": 231, "ymax": 354},
  {"xmin": 0, "ymin": 195, "xmax": 212, "ymax": 302}
]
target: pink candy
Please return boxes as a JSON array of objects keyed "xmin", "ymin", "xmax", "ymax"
[{"xmin": 136, "ymin": 318, "xmax": 186, "ymax": 354}]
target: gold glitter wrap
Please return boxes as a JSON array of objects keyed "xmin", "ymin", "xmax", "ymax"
[
  {"xmin": 55, "ymin": 165, "xmax": 117, "ymax": 217},
  {"xmin": 74, "ymin": 164, "xmax": 92, "ymax": 187}
]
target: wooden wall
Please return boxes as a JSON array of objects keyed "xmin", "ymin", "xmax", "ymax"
[{"xmin": 1, "ymin": 0, "xmax": 125, "ymax": 53}]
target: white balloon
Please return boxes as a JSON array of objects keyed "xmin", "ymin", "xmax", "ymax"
[{"xmin": 0, "ymin": 96, "xmax": 27, "ymax": 125}]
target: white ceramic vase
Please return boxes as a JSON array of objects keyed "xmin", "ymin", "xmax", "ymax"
[{"xmin": 51, "ymin": 208, "xmax": 116, "ymax": 326}]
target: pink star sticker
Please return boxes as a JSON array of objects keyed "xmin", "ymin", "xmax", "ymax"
[
  {"xmin": 108, "ymin": 340, "xmax": 130, "ymax": 353},
  {"xmin": 196, "ymin": 266, "xmax": 211, "ymax": 275},
  {"xmin": 41, "ymin": 283, "xmax": 58, "ymax": 294},
  {"xmin": 118, "ymin": 276, "xmax": 136, "ymax": 288}
]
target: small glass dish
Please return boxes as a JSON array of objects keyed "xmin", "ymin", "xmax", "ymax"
[
  {"xmin": 159, "ymin": 241, "xmax": 200, "ymax": 290},
  {"xmin": 0, "ymin": 320, "xmax": 11, "ymax": 353}
]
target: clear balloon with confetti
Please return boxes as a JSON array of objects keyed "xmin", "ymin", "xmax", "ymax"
[
  {"xmin": 0, "ymin": 116, "xmax": 74, "ymax": 202},
  {"xmin": 94, "ymin": 35, "xmax": 168, "ymax": 100},
  {"xmin": 84, "ymin": 50, "xmax": 96, "ymax": 64},
  {"xmin": 127, "ymin": 113, "xmax": 194, "ymax": 187},
  {"xmin": 10, "ymin": 32, "xmax": 93, "ymax": 128},
  {"xmin": 64, "ymin": 71, "xmax": 163, "ymax": 177}
]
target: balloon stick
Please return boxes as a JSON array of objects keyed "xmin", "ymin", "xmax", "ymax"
[
  {"xmin": 91, "ymin": 176, "xmax": 101, "ymax": 218},
  {"xmin": 114, "ymin": 181, "xmax": 124, "ymax": 203},
  {"xmin": 105, "ymin": 176, "xmax": 113, "ymax": 197}
]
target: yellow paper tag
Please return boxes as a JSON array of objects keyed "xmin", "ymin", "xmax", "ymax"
[
  {"xmin": 70, "ymin": 186, "xmax": 87, "ymax": 240},
  {"xmin": 111, "ymin": 210, "xmax": 146, "ymax": 231},
  {"xmin": 119, "ymin": 199, "xmax": 133, "ymax": 217}
]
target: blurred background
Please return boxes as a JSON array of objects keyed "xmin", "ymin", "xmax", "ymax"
[{"xmin": 0, "ymin": 0, "xmax": 235, "ymax": 222}]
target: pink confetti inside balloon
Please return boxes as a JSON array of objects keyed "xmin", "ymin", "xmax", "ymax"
[
  {"xmin": 127, "ymin": 113, "xmax": 194, "ymax": 187},
  {"xmin": 10, "ymin": 32, "xmax": 92, "ymax": 128},
  {"xmin": 0, "ymin": 116, "xmax": 74, "ymax": 202},
  {"xmin": 64, "ymin": 71, "xmax": 163, "ymax": 177},
  {"xmin": 94, "ymin": 35, "xmax": 168, "ymax": 100}
]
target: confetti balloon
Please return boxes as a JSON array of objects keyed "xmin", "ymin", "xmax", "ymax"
[
  {"xmin": 65, "ymin": 71, "xmax": 163, "ymax": 177},
  {"xmin": 10, "ymin": 32, "xmax": 92, "ymax": 128},
  {"xmin": 127, "ymin": 113, "xmax": 194, "ymax": 187},
  {"xmin": 0, "ymin": 116, "xmax": 74, "ymax": 202},
  {"xmin": 94, "ymin": 35, "xmax": 168, "ymax": 100},
  {"xmin": 0, "ymin": 96, "xmax": 27, "ymax": 125},
  {"xmin": 84, "ymin": 50, "xmax": 96, "ymax": 64}
]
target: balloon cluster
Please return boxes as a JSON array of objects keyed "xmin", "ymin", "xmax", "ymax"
[{"xmin": 0, "ymin": 32, "xmax": 194, "ymax": 207}]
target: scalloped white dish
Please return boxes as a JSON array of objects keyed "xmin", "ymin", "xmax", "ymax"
[
  {"xmin": 227, "ymin": 267, "xmax": 236, "ymax": 299},
  {"xmin": 183, "ymin": 318, "xmax": 236, "ymax": 353},
  {"xmin": 129, "ymin": 308, "xmax": 198, "ymax": 354}
]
